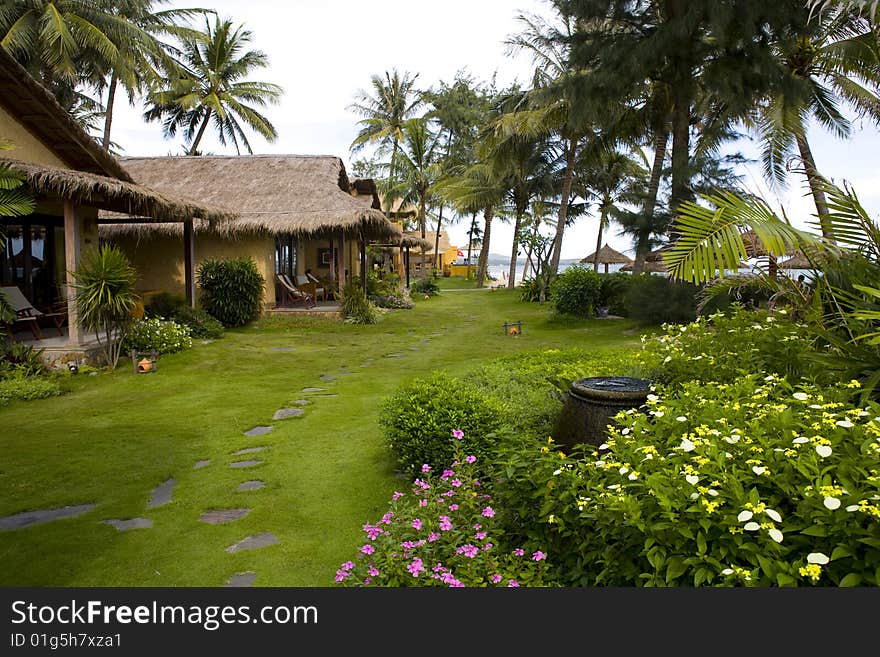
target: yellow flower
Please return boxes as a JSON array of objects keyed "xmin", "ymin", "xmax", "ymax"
[{"xmin": 799, "ymin": 564, "xmax": 822, "ymax": 582}]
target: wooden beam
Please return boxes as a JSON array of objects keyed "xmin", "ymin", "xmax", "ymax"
[
  {"xmin": 183, "ymin": 219, "xmax": 195, "ymax": 308},
  {"xmin": 63, "ymin": 200, "xmax": 81, "ymax": 345}
]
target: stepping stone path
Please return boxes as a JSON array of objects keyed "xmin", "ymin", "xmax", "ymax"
[
  {"xmin": 232, "ymin": 447, "xmax": 265, "ymax": 456},
  {"xmin": 194, "ymin": 460, "xmax": 211, "ymax": 469},
  {"xmin": 230, "ymin": 459, "xmax": 262, "ymax": 469},
  {"xmin": 319, "ymin": 375, "xmax": 335, "ymax": 381},
  {"xmin": 103, "ymin": 518, "xmax": 152, "ymax": 531},
  {"xmin": 301, "ymin": 387, "xmax": 324, "ymax": 393},
  {"xmin": 199, "ymin": 508, "xmax": 251, "ymax": 525},
  {"xmin": 147, "ymin": 479, "xmax": 175, "ymax": 508},
  {"xmin": 273, "ymin": 408, "xmax": 304, "ymax": 420},
  {"xmin": 385, "ymin": 353, "xmax": 404, "ymax": 358},
  {"xmin": 0, "ymin": 504, "xmax": 96, "ymax": 530},
  {"xmin": 244, "ymin": 425, "xmax": 273, "ymax": 437},
  {"xmin": 225, "ymin": 532, "xmax": 278, "ymax": 553},
  {"xmin": 238, "ymin": 481, "xmax": 265, "ymax": 492},
  {"xmin": 292, "ymin": 399, "xmax": 310, "ymax": 406},
  {"xmin": 225, "ymin": 572, "xmax": 257, "ymax": 587}
]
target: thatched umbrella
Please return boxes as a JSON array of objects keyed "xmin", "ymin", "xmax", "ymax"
[
  {"xmin": 621, "ymin": 260, "xmax": 668, "ymax": 274},
  {"xmin": 580, "ymin": 243, "xmax": 633, "ymax": 273},
  {"xmin": 778, "ymin": 251, "xmax": 813, "ymax": 270}
]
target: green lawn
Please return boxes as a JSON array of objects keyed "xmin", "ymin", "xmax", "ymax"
[{"xmin": 0, "ymin": 285, "xmax": 642, "ymax": 586}]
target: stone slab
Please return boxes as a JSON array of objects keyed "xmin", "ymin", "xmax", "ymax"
[
  {"xmin": 199, "ymin": 508, "xmax": 251, "ymax": 525},
  {"xmin": 291, "ymin": 399, "xmax": 311, "ymax": 406},
  {"xmin": 147, "ymin": 479, "xmax": 175, "ymax": 508},
  {"xmin": 0, "ymin": 504, "xmax": 96, "ymax": 531},
  {"xmin": 230, "ymin": 459, "xmax": 262, "ymax": 469},
  {"xmin": 301, "ymin": 387, "xmax": 325, "ymax": 393},
  {"xmin": 232, "ymin": 447, "xmax": 266, "ymax": 456},
  {"xmin": 244, "ymin": 425, "xmax": 274, "ymax": 437},
  {"xmin": 319, "ymin": 375, "xmax": 335, "ymax": 381},
  {"xmin": 238, "ymin": 480, "xmax": 265, "ymax": 492},
  {"xmin": 385, "ymin": 353, "xmax": 404, "ymax": 358},
  {"xmin": 225, "ymin": 532, "xmax": 278, "ymax": 553},
  {"xmin": 224, "ymin": 572, "xmax": 257, "ymax": 587},
  {"xmin": 103, "ymin": 518, "xmax": 153, "ymax": 531},
  {"xmin": 194, "ymin": 460, "xmax": 211, "ymax": 469},
  {"xmin": 270, "ymin": 347, "xmax": 295, "ymax": 352},
  {"xmin": 273, "ymin": 408, "xmax": 304, "ymax": 420}
]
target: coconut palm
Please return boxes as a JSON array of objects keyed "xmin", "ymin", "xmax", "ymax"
[
  {"xmin": 144, "ymin": 16, "xmax": 283, "ymax": 155},
  {"xmin": 389, "ymin": 117, "xmax": 443, "ymax": 240},
  {"xmin": 749, "ymin": 7, "xmax": 880, "ymax": 237},
  {"xmin": 0, "ymin": 141, "xmax": 36, "ymax": 219},
  {"xmin": 349, "ymin": 70, "xmax": 423, "ymax": 213}
]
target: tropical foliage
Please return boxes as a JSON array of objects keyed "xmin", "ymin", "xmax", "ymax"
[{"xmin": 196, "ymin": 257, "xmax": 264, "ymax": 327}]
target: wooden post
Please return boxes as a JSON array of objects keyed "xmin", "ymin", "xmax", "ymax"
[
  {"xmin": 63, "ymin": 201, "xmax": 81, "ymax": 345},
  {"xmin": 184, "ymin": 219, "xmax": 195, "ymax": 308},
  {"xmin": 360, "ymin": 230, "xmax": 367, "ymax": 291},
  {"xmin": 340, "ymin": 234, "xmax": 348, "ymax": 290},
  {"xmin": 405, "ymin": 246, "xmax": 411, "ymax": 288},
  {"xmin": 330, "ymin": 237, "xmax": 337, "ymax": 284},
  {"xmin": 398, "ymin": 245, "xmax": 405, "ymax": 289}
]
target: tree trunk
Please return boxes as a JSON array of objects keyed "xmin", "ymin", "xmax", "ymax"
[
  {"xmin": 796, "ymin": 133, "xmax": 833, "ymax": 241},
  {"xmin": 549, "ymin": 137, "xmax": 579, "ymax": 276},
  {"xmin": 434, "ymin": 204, "xmax": 444, "ymax": 271},
  {"xmin": 466, "ymin": 212, "xmax": 477, "ymax": 280},
  {"xmin": 507, "ymin": 200, "xmax": 525, "ymax": 289},
  {"xmin": 670, "ymin": 84, "xmax": 691, "ymax": 214},
  {"xmin": 188, "ymin": 108, "xmax": 213, "ymax": 155},
  {"xmin": 102, "ymin": 72, "xmax": 118, "ymax": 150},
  {"xmin": 633, "ymin": 131, "xmax": 668, "ymax": 274},
  {"xmin": 385, "ymin": 138, "xmax": 400, "ymax": 215},
  {"xmin": 593, "ymin": 207, "xmax": 607, "ymax": 273},
  {"xmin": 476, "ymin": 206, "xmax": 494, "ymax": 288}
]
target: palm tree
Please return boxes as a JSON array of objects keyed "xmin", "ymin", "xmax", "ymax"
[
  {"xmin": 390, "ymin": 117, "xmax": 443, "ymax": 241},
  {"xmin": 144, "ymin": 16, "xmax": 283, "ymax": 155},
  {"xmin": 349, "ymin": 70, "xmax": 423, "ymax": 213},
  {"xmin": 0, "ymin": 141, "xmax": 35, "ymax": 219},
  {"xmin": 749, "ymin": 7, "xmax": 880, "ymax": 237}
]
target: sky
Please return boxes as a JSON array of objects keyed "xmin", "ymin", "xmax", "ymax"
[{"xmin": 109, "ymin": 0, "xmax": 880, "ymax": 262}]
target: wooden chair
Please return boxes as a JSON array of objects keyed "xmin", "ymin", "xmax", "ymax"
[
  {"xmin": 0, "ymin": 286, "xmax": 66, "ymax": 341},
  {"xmin": 276, "ymin": 275, "xmax": 315, "ymax": 308},
  {"xmin": 296, "ymin": 274, "xmax": 326, "ymax": 302}
]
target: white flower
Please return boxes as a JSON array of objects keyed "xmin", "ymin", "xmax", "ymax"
[
  {"xmin": 680, "ymin": 438, "xmax": 696, "ymax": 452},
  {"xmin": 646, "ymin": 394, "xmax": 659, "ymax": 402},
  {"xmin": 764, "ymin": 375, "xmax": 775, "ymax": 382},
  {"xmin": 721, "ymin": 568, "xmax": 734, "ymax": 576},
  {"xmin": 792, "ymin": 437, "xmax": 809, "ymax": 445},
  {"xmin": 815, "ymin": 445, "xmax": 832, "ymax": 458},
  {"xmin": 621, "ymin": 428, "xmax": 631, "ymax": 436},
  {"xmin": 725, "ymin": 452, "xmax": 733, "ymax": 459},
  {"xmin": 846, "ymin": 505, "xmax": 860, "ymax": 512},
  {"xmin": 607, "ymin": 484, "xmax": 620, "ymax": 490},
  {"xmin": 724, "ymin": 435, "xmax": 740, "ymax": 444},
  {"xmin": 676, "ymin": 416, "xmax": 688, "ymax": 422},
  {"xmin": 642, "ymin": 453, "xmax": 654, "ymax": 461},
  {"xmin": 823, "ymin": 496, "xmax": 841, "ymax": 510},
  {"xmin": 628, "ymin": 472, "xmax": 638, "ymax": 481},
  {"xmin": 809, "ymin": 404, "xmax": 824, "ymax": 410},
  {"xmin": 594, "ymin": 460, "xmax": 605, "ymax": 467},
  {"xmin": 619, "ymin": 466, "xmax": 629, "ymax": 475},
  {"xmin": 793, "ymin": 392, "xmax": 809, "ymax": 401},
  {"xmin": 652, "ymin": 411, "xmax": 665, "ymax": 418},
  {"xmin": 737, "ymin": 510, "xmax": 753, "ymax": 522},
  {"xmin": 752, "ymin": 466, "xmax": 767, "ymax": 475},
  {"xmin": 552, "ymin": 469, "xmax": 562, "ymax": 476},
  {"xmin": 685, "ymin": 475, "xmax": 699, "ymax": 485},
  {"xmin": 807, "ymin": 553, "xmax": 829, "ymax": 565},
  {"xmin": 744, "ymin": 522, "xmax": 760, "ymax": 531},
  {"xmin": 835, "ymin": 420, "xmax": 854, "ymax": 428},
  {"xmin": 599, "ymin": 443, "xmax": 609, "ymax": 451},
  {"xmin": 765, "ymin": 509, "xmax": 782, "ymax": 523},
  {"xmin": 768, "ymin": 529, "xmax": 784, "ymax": 543},
  {"xmin": 690, "ymin": 493, "xmax": 699, "ymax": 500},
  {"xmin": 707, "ymin": 489, "xmax": 719, "ymax": 497}
]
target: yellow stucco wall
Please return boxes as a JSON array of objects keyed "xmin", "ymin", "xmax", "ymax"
[{"xmin": 0, "ymin": 105, "xmax": 69, "ymax": 168}]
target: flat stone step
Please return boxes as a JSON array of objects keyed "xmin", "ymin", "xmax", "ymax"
[
  {"xmin": 385, "ymin": 353, "xmax": 404, "ymax": 358},
  {"xmin": 229, "ymin": 459, "xmax": 262, "ymax": 469},
  {"xmin": 0, "ymin": 504, "xmax": 96, "ymax": 531},
  {"xmin": 224, "ymin": 572, "xmax": 257, "ymax": 587},
  {"xmin": 147, "ymin": 478, "xmax": 175, "ymax": 508},
  {"xmin": 291, "ymin": 399, "xmax": 311, "ymax": 406},
  {"xmin": 232, "ymin": 446, "xmax": 266, "ymax": 456},
  {"xmin": 273, "ymin": 408, "xmax": 304, "ymax": 420},
  {"xmin": 103, "ymin": 518, "xmax": 153, "ymax": 531},
  {"xmin": 199, "ymin": 508, "xmax": 251, "ymax": 525},
  {"xmin": 194, "ymin": 460, "xmax": 211, "ymax": 469},
  {"xmin": 238, "ymin": 481, "xmax": 265, "ymax": 492},
  {"xmin": 270, "ymin": 346, "xmax": 295, "ymax": 352},
  {"xmin": 225, "ymin": 532, "xmax": 278, "ymax": 553},
  {"xmin": 301, "ymin": 387, "xmax": 325, "ymax": 393},
  {"xmin": 319, "ymin": 375, "xmax": 335, "ymax": 381},
  {"xmin": 244, "ymin": 425, "xmax": 274, "ymax": 437}
]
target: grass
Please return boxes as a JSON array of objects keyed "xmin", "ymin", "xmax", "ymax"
[{"xmin": 0, "ymin": 284, "xmax": 643, "ymax": 586}]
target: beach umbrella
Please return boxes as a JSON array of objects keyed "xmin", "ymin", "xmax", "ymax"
[
  {"xmin": 579, "ymin": 244, "xmax": 633, "ymax": 273},
  {"xmin": 778, "ymin": 251, "xmax": 813, "ymax": 270}
]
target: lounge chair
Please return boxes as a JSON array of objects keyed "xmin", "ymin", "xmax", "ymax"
[
  {"xmin": 296, "ymin": 274, "xmax": 326, "ymax": 302},
  {"xmin": 276, "ymin": 274, "xmax": 315, "ymax": 308},
  {"xmin": 0, "ymin": 286, "xmax": 66, "ymax": 340}
]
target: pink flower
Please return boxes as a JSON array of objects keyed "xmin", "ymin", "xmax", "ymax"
[
  {"xmin": 428, "ymin": 532, "xmax": 441, "ymax": 542},
  {"xmin": 441, "ymin": 469, "xmax": 455, "ymax": 481},
  {"xmin": 482, "ymin": 506, "xmax": 495, "ymax": 518},
  {"xmin": 456, "ymin": 544, "xmax": 479, "ymax": 558},
  {"xmin": 452, "ymin": 479, "xmax": 462, "ymax": 488},
  {"xmin": 513, "ymin": 548, "xmax": 525, "ymax": 557},
  {"xmin": 491, "ymin": 574, "xmax": 502, "ymax": 584},
  {"xmin": 439, "ymin": 516, "xmax": 453, "ymax": 531},
  {"xmin": 335, "ymin": 570, "xmax": 350, "ymax": 582},
  {"xmin": 368, "ymin": 566, "xmax": 379, "ymax": 577},
  {"xmin": 419, "ymin": 499, "xmax": 428, "ymax": 507},
  {"xmin": 465, "ymin": 455, "xmax": 476, "ymax": 464},
  {"xmin": 421, "ymin": 464, "xmax": 431, "ymax": 473},
  {"xmin": 381, "ymin": 512, "xmax": 394, "ymax": 525},
  {"xmin": 475, "ymin": 531, "xmax": 487, "ymax": 540},
  {"xmin": 452, "ymin": 429, "xmax": 464, "ymax": 440},
  {"xmin": 532, "ymin": 551, "xmax": 546, "ymax": 562},
  {"xmin": 443, "ymin": 490, "xmax": 455, "ymax": 497},
  {"xmin": 392, "ymin": 491, "xmax": 404, "ymax": 500},
  {"xmin": 449, "ymin": 504, "xmax": 459, "ymax": 511},
  {"xmin": 473, "ymin": 524, "xmax": 482, "ymax": 531},
  {"xmin": 363, "ymin": 577, "xmax": 372, "ymax": 585},
  {"xmin": 341, "ymin": 561, "xmax": 354, "ymax": 571},
  {"xmin": 412, "ymin": 518, "xmax": 423, "ymax": 531},
  {"xmin": 449, "ymin": 579, "xmax": 465, "ymax": 588},
  {"xmin": 413, "ymin": 479, "xmax": 430, "ymax": 490},
  {"xmin": 508, "ymin": 579, "xmax": 520, "ymax": 587},
  {"xmin": 407, "ymin": 558, "xmax": 425, "ymax": 578},
  {"xmin": 360, "ymin": 544, "xmax": 374, "ymax": 555},
  {"xmin": 363, "ymin": 523, "xmax": 383, "ymax": 540},
  {"xmin": 433, "ymin": 563, "xmax": 446, "ymax": 573},
  {"xmin": 483, "ymin": 543, "xmax": 493, "ymax": 551}
]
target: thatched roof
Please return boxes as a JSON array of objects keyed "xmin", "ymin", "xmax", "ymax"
[
  {"xmin": 580, "ymin": 244, "xmax": 633, "ymax": 265},
  {"xmin": 100, "ymin": 155, "xmax": 400, "ymax": 240},
  {"xmin": 779, "ymin": 251, "xmax": 813, "ymax": 269},
  {"xmin": 403, "ymin": 230, "xmax": 454, "ymax": 255},
  {"xmin": 3, "ymin": 158, "xmax": 232, "ymax": 223},
  {"xmin": 0, "ymin": 47, "xmax": 131, "ymax": 180},
  {"xmin": 621, "ymin": 261, "xmax": 668, "ymax": 273}
]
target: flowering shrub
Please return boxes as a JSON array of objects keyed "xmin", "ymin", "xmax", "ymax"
[
  {"xmin": 494, "ymin": 375, "xmax": 880, "ymax": 586},
  {"xmin": 551, "ymin": 266, "xmax": 603, "ymax": 317},
  {"xmin": 336, "ymin": 431, "xmax": 551, "ymax": 587},
  {"xmin": 638, "ymin": 307, "xmax": 824, "ymax": 386},
  {"xmin": 122, "ymin": 318, "xmax": 192, "ymax": 354}
]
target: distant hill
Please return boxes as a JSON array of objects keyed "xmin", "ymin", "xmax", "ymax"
[{"xmin": 486, "ymin": 253, "xmax": 582, "ymax": 267}]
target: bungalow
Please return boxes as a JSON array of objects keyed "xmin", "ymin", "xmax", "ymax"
[
  {"xmin": 101, "ymin": 155, "xmax": 402, "ymax": 307},
  {"xmin": 0, "ymin": 47, "xmax": 227, "ymax": 366}
]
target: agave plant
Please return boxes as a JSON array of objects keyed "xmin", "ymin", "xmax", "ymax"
[{"xmin": 664, "ymin": 178, "xmax": 880, "ymax": 395}]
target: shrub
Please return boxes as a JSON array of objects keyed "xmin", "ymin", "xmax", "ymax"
[
  {"xmin": 552, "ymin": 266, "xmax": 602, "ymax": 317},
  {"xmin": 625, "ymin": 274, "xmax": 698, "ymax": 324},
  {"xmin": 123, "ymin": 318, "xmax": 192, "ymax": 354},
  {"xmin": 372, "ymin": 292, "xmax": 415, "ymax": 309},
  {"xmin": 493, "ymin": 375, "xmax": 880, "ymax": 587},
  {"xmin": 0, "ymin": 342, "xmax": 46, "ymax": 378},
  {"xmin": 197, "ymin": 257, "xmax": 265, "ymax": 327},
  {"xmin": 144, "ymin": 291, "xmax": 186, "ymax": 319},
  {"xmin": 336, "ymin": 431, "xmax": 551, "ymax": 587},
  {"xmin": 172, "ymin": 306, "xmax": 224, "ymax": 339},
  {"xmin": 598, "ymin": 272, "xmax": 632, "ymax": 317},
  {"xmin": 340, "ymin": 283, "xmax": 379, "ymax": 324},
  {"xmin": 379, "ymin": 372, "xmax": 504, "ymax": 476},
  {"xmin": 519, "ymin": 277, "xmax": 545, "ymax": 303},
  {"xmin": 0, "ymin": 374, "xmax": 61, "ymax": 406},
  {"xmin": 411, "ymin": 278, "xmax": 440, "ymax": 297}
]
